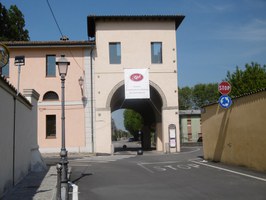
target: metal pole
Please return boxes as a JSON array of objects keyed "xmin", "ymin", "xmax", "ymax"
[
  {"xmin": 60, "ymin": 74, "xmax": 69, "ymax": 200},
  {"xmin": 17, "ymin": 64, "xmax": 21, "ymax": 95}
]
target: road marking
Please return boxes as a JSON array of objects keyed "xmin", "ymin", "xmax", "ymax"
[
  {"xmin": 71, "ymin": 155, "xmax": 136, "ymax": 164},
  {"xmin": 191, "ymin": 160, "xmax": 266, "ymax": 182},
  {"xmin": 137, "ymin": 163, "xmax": 155, "ymax": 173},
  {"xmin": 138, "ymin": 160, "xmax": 201, "ymax": 173},
  {"xmin": 178, "ymin": 147, "xmax": 201, "ymax": 154}
]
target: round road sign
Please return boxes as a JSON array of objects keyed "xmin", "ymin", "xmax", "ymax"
[
  {"xmin": 218, "ymin": 81, "xmax": 231, "ymax": 95},
  {"xmin": 219, "ymin": 95, "xmax": 232, "ymax": 109},
  {"xmin": 0, "ymin": 43, "xmax": 10, "ymax": 68}
]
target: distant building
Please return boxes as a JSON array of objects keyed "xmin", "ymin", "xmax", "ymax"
[{"xmin": 179, "ymin": 110, "xmax": 202, "ymax": 143}]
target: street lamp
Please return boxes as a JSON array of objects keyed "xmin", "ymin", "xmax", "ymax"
[
  {"xmin": 56, "ymin": 55, "xmax": 70, "ymax": 199},
  {"xmin": 78, "ymin": 76, "xmax": 84, "ymax": 96}
]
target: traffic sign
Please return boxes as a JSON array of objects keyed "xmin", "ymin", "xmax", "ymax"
[
  {"xmin": 218, "ymin": 81, "xmax": 231, "ymax": 95},
  {"xmin": 219, "ymin": 95, "xmax": 232, "ymax": 109},
  {"xmin": 0, "ymin": 43, "xmax": 9, "ymax": 68}
]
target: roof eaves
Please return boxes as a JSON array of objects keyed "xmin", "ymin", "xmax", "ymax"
[
  {"xmin": 87, "ymin": 14, "xmax": 185, "ymax": 38},
  {"xmin": 1, "ymin": 41, "xmax": 95, "ymax": 48}
]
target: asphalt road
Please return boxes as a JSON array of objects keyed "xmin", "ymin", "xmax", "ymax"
[{"xmin": 68, "ymin": 147, "xmax": 266, "ymax": 200}]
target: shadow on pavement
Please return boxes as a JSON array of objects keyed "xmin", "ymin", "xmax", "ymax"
[{"xmin": 2, "ymin": 166, "xmax": 52, "ymax": 200}]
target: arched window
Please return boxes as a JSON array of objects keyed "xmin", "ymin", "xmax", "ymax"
[{"xmin": 43, "ymin": 91, "xmax": 59, "ymax": 101}]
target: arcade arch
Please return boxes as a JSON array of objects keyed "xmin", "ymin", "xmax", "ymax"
[{"xmin": 107, "ymin": 81, "xmax": 166, "ymax": 151}]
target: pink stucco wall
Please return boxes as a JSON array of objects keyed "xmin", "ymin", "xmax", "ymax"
[{"xmin": 7, "ymin": 45, "xmax": 88, "ymax": 152}]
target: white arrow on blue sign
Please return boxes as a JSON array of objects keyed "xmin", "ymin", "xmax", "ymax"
[{"xmin": 219, "ymin": 95, "xmax": 232, "ymax": 109}]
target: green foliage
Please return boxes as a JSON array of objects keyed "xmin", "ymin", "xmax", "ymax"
[
  {"xmin": 111, "ymin": 117, "xmax": 131, "ymax": 141},
  {"xmin": 123, "ymin": 109, "xmax": 143, "ymax": 137},
  {"xmin": 178, "ymin": 86, "xmax": 192, "ymax": 110},
  {"xmin": 226, "ymin": 62, "xmax": 266, "ymax": 96},
  {"xmin": 179, "ymin": 83, "xmax": 219, "ymax": 109},
  {"xmin": 192, "ymin": 83, "xmax": 220, "ymax": 108},
  {"xmin": 0, "ymin": 3, "xmax": 29, "ymax": 41},
  {"xmin": 179, "ymin": 62, "xmax": 266, "ymax": 109}
]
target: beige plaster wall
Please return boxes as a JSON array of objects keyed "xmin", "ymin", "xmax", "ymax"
[
  {"xmin": 93, "ymin": 20, "xmax": 180, "ymax": 153},
  {"xmin": 0, "ymin": 79, "xmax": 40, "ymax": 197},
  {"xmin": 202, "ymin": 90, "xmax": 266, "ymax": 172}
]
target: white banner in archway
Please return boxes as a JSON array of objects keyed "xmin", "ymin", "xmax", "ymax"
[{"xmin": 124, "ymin": 68, "xmax": 150, "ymax": 99}]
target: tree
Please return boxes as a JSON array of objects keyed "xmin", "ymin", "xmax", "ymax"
[
  {"xmin": 124, "ymin": 109, "xmax": 143, "ymax": 139},
  {"xmin": 0, "ymin": 3, "xmax": 29, "ymax": 41},
  {"xmin": 226, "ymin": 62, "xmax": 266, "ymax": 96},
  {"xmin": 192, "ymin": 83, "xmax": 220, "ymax": 108},
  {"xmin": 178, "ymin": 86, "xmax": 193, "ymax": 110},
  {"xmin": 178, "ymin": 83, "xmax": 219, "ymax": 109}
]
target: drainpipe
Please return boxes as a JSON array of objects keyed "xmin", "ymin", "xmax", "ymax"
[
  {"xmin": 12, "ymin": 96, "xmax": 17, "ymax": 186},
  {"xmin": 90, "ymin": 48, "xmax": 94, "ymax": 153}
]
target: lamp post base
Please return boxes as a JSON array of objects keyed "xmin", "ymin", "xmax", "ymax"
[{"xmin": 60, "ymin": 149, "xmax": 69, "ymax": 200}]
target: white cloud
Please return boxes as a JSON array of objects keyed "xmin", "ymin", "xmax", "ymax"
[
  {"xmin": 214, "ymin": 18, "xmax": 266, "ymax": 42},
  {"xmin": 191, "ymin": 0, "xmax": 234, "ymax": 13}
]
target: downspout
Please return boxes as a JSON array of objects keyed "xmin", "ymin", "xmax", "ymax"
[
  {"xmin": 12, "ymin": 96, "xmax": 17, "ymax": 186},
  {"xmin": 90, "ymin": 48, "xmax": 94, "ymax": 153}
]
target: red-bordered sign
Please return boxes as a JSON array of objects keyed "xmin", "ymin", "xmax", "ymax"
[{"xmin": 218, "ymin": 81, "xmax": 231, "ymax": 95}]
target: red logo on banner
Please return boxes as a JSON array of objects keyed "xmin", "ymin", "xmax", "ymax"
[{"xmin": 130, "ymin": 73, "xmax": 143, "ymax": 81}]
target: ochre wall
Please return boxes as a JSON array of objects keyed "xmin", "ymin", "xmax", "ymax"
[{"xmin": 202, "ymin": 90, "xmax": 266, "ymax": 172}]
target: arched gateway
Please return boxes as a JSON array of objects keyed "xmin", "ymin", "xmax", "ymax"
[
  {"xmin": 87, "ymin": 15, "xmax": 184, "ymax": 154},
  {"xmin": 108, "ymin": 81, "xmax": 165, "ymax": 151}
]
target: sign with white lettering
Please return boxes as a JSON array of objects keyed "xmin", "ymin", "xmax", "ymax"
[
  {"xmin": 218, "ymin": 81, "xmax": 231, "ymax": 95},
  {"xmin": 124, "ymin": 69, "xmax": 150, "ymax": 99}
]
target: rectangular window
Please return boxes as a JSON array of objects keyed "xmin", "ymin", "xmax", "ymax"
[
  {"xmin": 46, "ymin": 55, "xmax": 56, "ymax": 77},
  {"xmin": 46, "ymin": 115, "xmax": 56, "ymax": 138},
  {"xmin": 109, "ymin": 42, "xmax": 121, "ymax": 64},
  {"xmin": 151, "ymin": 42, "xmax": 162, "ymax": 64},
  {"xmin": 1, "ymin": 62, "xmax": 9, "ymax": 77}
]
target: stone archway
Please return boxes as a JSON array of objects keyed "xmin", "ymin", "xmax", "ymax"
[{"xmin": 107, "ymin": 81, "xmax": 166, "ymax": 151}]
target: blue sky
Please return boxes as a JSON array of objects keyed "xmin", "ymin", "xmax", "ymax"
[
  {"xmin": 1, "ymin": 0, "xmax": 266, "ymax": 87},
  {"xmin": 2, "ymin": 0, "xmax": 266, "ymax": 130}
]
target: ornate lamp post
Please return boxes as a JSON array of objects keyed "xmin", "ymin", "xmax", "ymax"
[{"xmin": 56, "ymin": 55, "xmax": 70, "ymax": 199}]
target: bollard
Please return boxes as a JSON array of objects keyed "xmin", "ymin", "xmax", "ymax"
[
  {"xmin": 69, "ymin": 182, "xmax": 79, "ymax": 200},
  {"xmin": 165, "ymin": 143, "xmax": 170, "ymax": 154},
  {"xmin": 56, "ymin": 163, "xmax": 62, "ymax": 200},
  {"xmin": 137, "ymin": 149, "xmax": 143, "ymax": 155}
]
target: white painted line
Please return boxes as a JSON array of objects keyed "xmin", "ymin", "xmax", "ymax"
[
  {"xmin": 178, "ymin": 147, "xmax": 201, "ymax": 154},
  {"xmin": 140, "ymin": 160, "xmax": 181, "ymax": 165},
  {"xmin": 191, "ymin": 160, "xmax": 266, "ymax": 182},
  {"xmin": 69, "ymin": 164, "xmax": 91, "ymax": 167},
  {"xmin": 137, "ymin": 163, "xmax": 154, "ymax": 173}
]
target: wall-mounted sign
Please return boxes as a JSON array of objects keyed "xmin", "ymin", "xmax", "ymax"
[
  {"xmin": 124, "ymin": 68, "xmax": 150, "ymax": 99},
  {"xmin": 170, "ymin": 139, "xmax": 176, "ymax": 148},
  {"xmin": 169, "ymin": 124, "xmax": 176, "ymax": 148}
]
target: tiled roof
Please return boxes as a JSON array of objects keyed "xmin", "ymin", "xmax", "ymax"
[
  {"xmin": 179, "ymin": 110, "xmax": 201, "ymax": 115},
  {"xmin": 1, "ymin": 40, "xmax": 95, "ymax": 48},
  {"xmin": 0, "ymin": 75, "xmax": 32, "ymax": 106},
  {"xmin": 87, "ymin": 14, "xmax": 185, "ymax": 38},
  {"xmin": 232, "ymin": 87, "xmax": 266, "ymax": 99},
  {"xmin": 202, "ymin": 87, "xmax": 266, "ymax": 108}
]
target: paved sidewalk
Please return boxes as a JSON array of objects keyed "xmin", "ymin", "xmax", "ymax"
[{"xmin": 3, "ymin": 166, "xmax": 57, "ymax": 200}]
